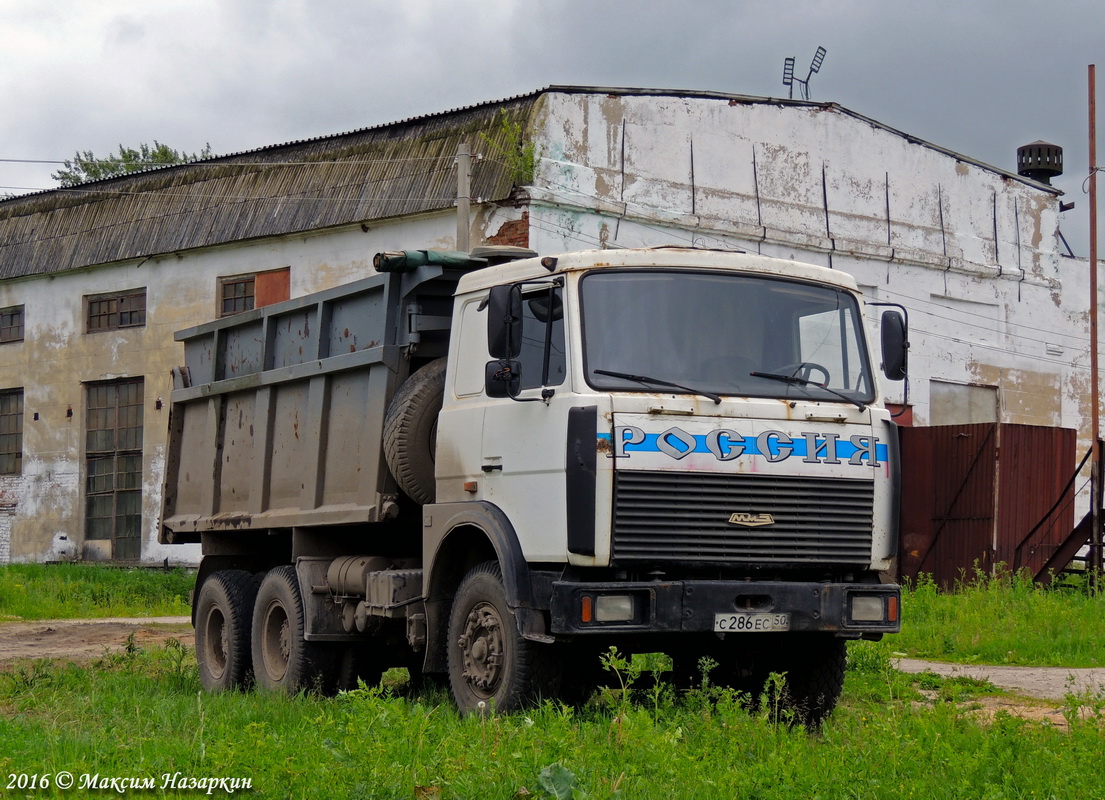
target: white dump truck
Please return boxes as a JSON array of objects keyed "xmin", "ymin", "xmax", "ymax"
[{"xmin": 161, "ymin": 245, "xmax": 905, "ymax": 724}]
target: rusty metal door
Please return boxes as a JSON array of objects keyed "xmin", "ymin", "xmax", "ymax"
[
  {"xmin": 901, "ymin": 424, "xmax": 997, "ymax": 587},
  {"xmin": 899, "ymin": 423, "xmax": 1076, "ymax": 587}
]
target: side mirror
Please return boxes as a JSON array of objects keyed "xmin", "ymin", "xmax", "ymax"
[
  {"xmin": 487, "ymin": 285, "xmax": 523, "ymax": 359},
  {"xmin": 880, "ymin": 310, "xmax": 908, "ymax": 382},
  {"xmin": 485, "ymin": 359, "xmax": 521, "ymax": 398}
]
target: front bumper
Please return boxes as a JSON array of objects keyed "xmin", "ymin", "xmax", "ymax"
[{"xmin": 548, "ymin": 579, "xmax": 900, "ymax": 636}]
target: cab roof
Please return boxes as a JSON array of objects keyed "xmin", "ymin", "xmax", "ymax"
[{"xmin": 454, "ymin": 246, "xmax": 861, "ymax": 294}]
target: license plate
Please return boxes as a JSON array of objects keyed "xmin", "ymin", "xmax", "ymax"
[{"xmin": 714, "ymin": 612, "xmax": 790, "ymax": 632}]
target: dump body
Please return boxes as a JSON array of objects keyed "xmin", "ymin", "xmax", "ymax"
[{"xmin": 160, "ymin": 263, "xmax": 462, "ymax": 542}]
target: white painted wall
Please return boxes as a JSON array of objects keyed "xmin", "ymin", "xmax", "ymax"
[{"xmin": 527, "ymin": 92, "xmax": 1082, "ymax": 430}]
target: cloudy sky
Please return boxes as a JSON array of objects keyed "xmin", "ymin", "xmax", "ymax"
[{"xmin": 1, "ymin": 0, "xmax": 1101, "ymax": 252}]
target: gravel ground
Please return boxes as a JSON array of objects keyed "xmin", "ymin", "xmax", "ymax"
[{"xmin": 894, "ymin": 657, "xmax": 1105, "ymax": 701}]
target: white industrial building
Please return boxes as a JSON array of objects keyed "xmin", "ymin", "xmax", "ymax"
[{"xmin": 0, "ymin": 86, "xmax": 1088, "ymax": 564}]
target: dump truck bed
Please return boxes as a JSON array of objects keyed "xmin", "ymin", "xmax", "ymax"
[{"xmin": 159, "ymin": 263, "xmax": 463, "ymax": 543}]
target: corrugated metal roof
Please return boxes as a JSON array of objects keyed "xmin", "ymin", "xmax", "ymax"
[
  {"xmin": 0, "ymin": 95, "xmax": 539, "ymax": 279},
  {"xmin": 0, "ymin": 85, "xmax": 1059, "ymax": 280}
]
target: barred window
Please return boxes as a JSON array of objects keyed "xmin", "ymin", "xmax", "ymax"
[
  {"xmin": 87, "ymin": 289, "xmax": 146, "ymax": 332},
  {"xmin": 0, "ymin": 305, "xmax": 24, "ymax": 343},
  {"xmin": 220, "ymin": 276, "xmax": 255, "ymax": 317},
  {"xmin": 86, "ymin": 379, "xmax": 143, "ymax": 560},
  {"xmin": 219, "ymin": 268, "xmax": 289, "ymax": 317},
  {"xmin": 0, "ymin": 389, "xmax": 24, "ymax": 475}
]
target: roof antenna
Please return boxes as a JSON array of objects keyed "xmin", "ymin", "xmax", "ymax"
[{"xmin": 782, "ymin": 46, "xmax": 827, "ymax": 100}]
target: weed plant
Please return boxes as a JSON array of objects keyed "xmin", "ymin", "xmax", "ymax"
[
  {"xmin": 0, "ymin": 563, "xmax": 193, "ymax": 620},
  {"xmin": 894, "ymin": 567, "xmax": 1105, "ymax": 667},
  {"xmin": 1, "ymin": 639, "xmax": 1103, "ymax": 799}
]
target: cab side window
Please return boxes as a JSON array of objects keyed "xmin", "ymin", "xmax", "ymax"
[{"xmin": 518, "ymin": 287, "xmax": 566, "ymax": 389}]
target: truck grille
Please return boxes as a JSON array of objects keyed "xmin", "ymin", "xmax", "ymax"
[{"xmin": 612, "ymin": 471, "xmax": 874, "ymax": 566}]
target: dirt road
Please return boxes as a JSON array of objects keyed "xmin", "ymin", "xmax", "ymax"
[
  {"xmin": 894, "ymin": 657, "xmax": 1105, "ymax": 701},
  {"xmin": 0, "ymin": 617, "xmax": 193, "ymax": 665},
  {"xmin": 1, "ymin": 619, "xmax": 1101, "ymax": 708}
]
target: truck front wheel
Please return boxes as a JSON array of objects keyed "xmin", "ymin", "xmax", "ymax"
[
  {"xmin": 195, "ymin": 569, "xmax": 259, "ymax": 691},
  {"xmin": 447, "ymin": 561, "xmax": 550, "ymax": 713},
  {"xmin": 766, "ymin": 634, "xmax": 847, "ymax": 729},
  {"xmin": 252, "ymin": 566, "xmax": 332, "ymax": 693}
]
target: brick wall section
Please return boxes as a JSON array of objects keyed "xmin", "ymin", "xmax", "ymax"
[
  {"xmin": 0, "ymin": 474, "xmax": 23, "ymax": 564},
  {"xmin": 485, "ymin": 212, "xmax": 529, "ymax": 247}
]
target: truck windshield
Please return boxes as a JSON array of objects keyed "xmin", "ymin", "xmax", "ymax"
[{"xmin": 580, "ymin": 269, "xmax": 875, "ymax": 405}]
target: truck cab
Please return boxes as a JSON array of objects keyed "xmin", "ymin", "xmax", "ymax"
[{"xmin": 424, "ymin": 247, "xmax": 902, "ymax": 718}]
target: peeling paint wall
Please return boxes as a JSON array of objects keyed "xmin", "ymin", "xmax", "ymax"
[{"xmin": 527, "ymin": 91, "xmax": 1080, "ymax": 429}]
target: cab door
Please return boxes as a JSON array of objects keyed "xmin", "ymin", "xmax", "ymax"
[{"xmin": 477, "ymin": 283, "xmax": 575, "ymax": 562}]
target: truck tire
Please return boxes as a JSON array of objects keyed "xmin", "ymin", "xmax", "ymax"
[
  {"xmin": 447, "ymin": 561, "xmax": 552, "ymax": 713},
  {"xmin": 765, "ymin": 635, "xmax": 847, "ymax": 729},
  {"xmin": 383, "ymin": 358, "xmax": 447, "ymax": 504},
  {"xmin": 195, "ymin": 569, "xmax": 260, "ymax": 692},
  {"xmin": 252, "ymin": 566, "xmax": 333, "ymax": 693}
]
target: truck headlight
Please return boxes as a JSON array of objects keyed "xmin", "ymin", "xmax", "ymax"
[
  {"xmin": 850, "ymin": 594, "xmax": 887, "ymax": 622},
  {"xmin": 595, "ymin": 594, "xmax": 635, "ymax": 622}
]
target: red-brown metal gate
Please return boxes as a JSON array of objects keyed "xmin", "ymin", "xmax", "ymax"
[{"xmin": 898, "ymin": 423, "xmax": 1076, "ymax": 587}]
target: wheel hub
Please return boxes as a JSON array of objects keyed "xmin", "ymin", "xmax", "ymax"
[
  {"xmin": 261, "ymin": 601, "xmax": 291, "ymax": 682},
  {"xmin": 204, "ymin": 608, "xmax": 228, "ymax": 676},
  {"xmin": 458, "ymin": 601, "xmax": 503, "ymax": 693}
]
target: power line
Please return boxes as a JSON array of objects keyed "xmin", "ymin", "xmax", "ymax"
[
  {"xmin": 3, "ymin": 157, "xmax": 1097, "ymax": 376},
  {"xmin": 527, "ymin": 213, "xmax": 1095, "ymax": 372},
  {"xmin": 875, "ymin": 287, "xmax": 1089, "ymax": 349},
  {"xmin": 0, "ymin": 165, "xmax": 458, "ymax": 203},
  {"xmin": 0, "ymin": 154, "xmax": 459, "ymax": 168},
  {"xmin": 535, "ymin": 181, "xmax": 1091, "ymax": 351}
]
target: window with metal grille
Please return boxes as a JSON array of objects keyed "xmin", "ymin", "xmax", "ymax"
[
  {"xmin": 86, "ymin": 289, "xmax": 146, "ymax": 332},
  {"xmin": 219, "ymin": 268, "xmax": 289, "ymax": 317},
  {"xmin": 85, "ymin": 379, "xmax": 143, "ymax": 560},
  {"xmin": 220, "ymin": 276, "xmax": 255, "ymax": 317},
  {"xmin": 0, "ymin": 306, "xmax": 24, "ymax": 343},
  {"xmin": 0, "ymin": 389, "xmax": 23, "ymax": 475}
]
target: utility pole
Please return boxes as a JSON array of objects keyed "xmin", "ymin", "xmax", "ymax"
[
  {"xmin": 1090, "ymin": 64, "xmax": 1102, "ymax": 590},
  {"xmin": 456, "ymin": 142, "xmax": 471, "ymax": 253}
]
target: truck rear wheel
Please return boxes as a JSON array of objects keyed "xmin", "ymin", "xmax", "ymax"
[
  {"xmin": 252, "ymin": 566, "xmax": 333, "ymax": 693},
  {"xmin": 195, "ymin": 569, "xmax": 259, "ymax": 692},
  {"xmin": 447, "ymin": 561, "xmax": 550, "ymax": 713},
  {"xmin": 383, "ymin": 358, "xmax": 447, "ymax": 504}
]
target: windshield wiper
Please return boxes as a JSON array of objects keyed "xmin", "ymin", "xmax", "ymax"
[
  {"xmin": 594, "ymin": 369, "xmax": 722, "ymax": 405},
  {"xmin": 750, "ymin": 371, "xmax": 867, "ymax": 411}
]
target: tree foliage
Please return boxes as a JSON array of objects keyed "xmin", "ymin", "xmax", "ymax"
[{"xmin": 52, "ymin": 141, "xmax": 214, "ymax": 186}]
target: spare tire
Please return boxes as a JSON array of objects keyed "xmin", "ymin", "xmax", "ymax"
[{"xmin": 383, "ymin": 358, "xmax": 447, "ymax": 504}]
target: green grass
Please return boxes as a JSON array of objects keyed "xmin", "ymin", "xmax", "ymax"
[
  {"xmin": 1, "ymin": 642, "xmax": 1102, "ymax": 799},
  {"xmin": 0, "ymin": 564, "xmax": 193, "ymax": 620},
  {"xmin": 892, "ymin": 569, "xmax": 1105, "ymax": 667},
  {"xmin": 3, "ymin": 565, "xmax": 1105, "ymax": 797}
]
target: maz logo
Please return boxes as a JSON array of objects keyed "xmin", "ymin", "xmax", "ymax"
[{"xmin": 728, "ymin": 512, "xmax": 775, "ymax": 527}]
